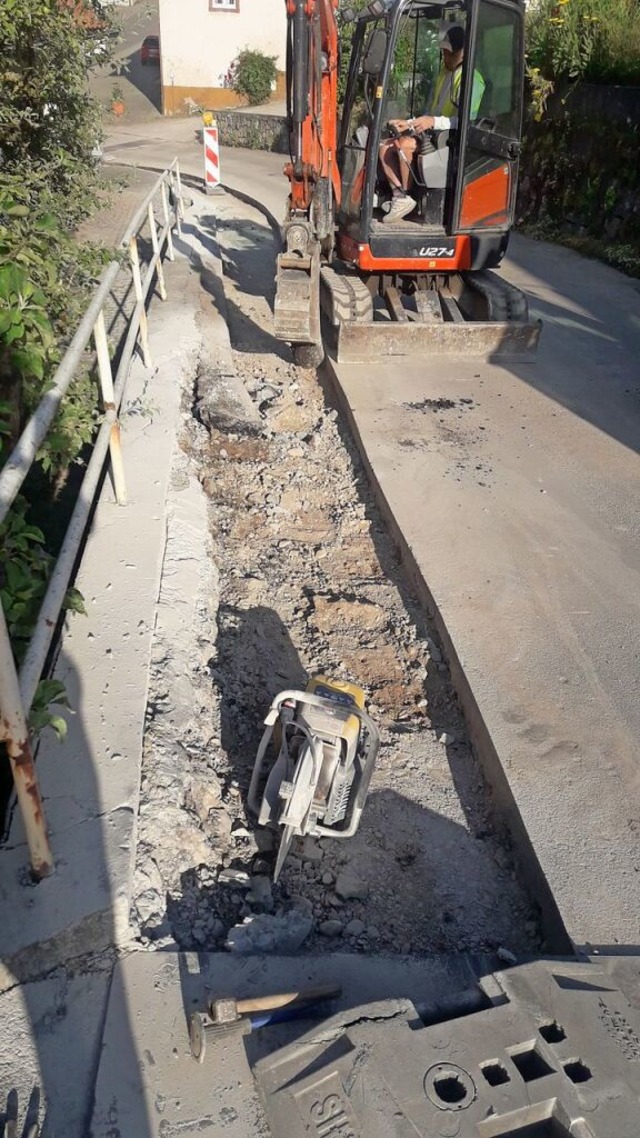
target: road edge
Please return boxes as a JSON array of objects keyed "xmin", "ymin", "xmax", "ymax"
[{"xmin": 321, "ymin": 353, "xmax": 572, "ymax": 956}]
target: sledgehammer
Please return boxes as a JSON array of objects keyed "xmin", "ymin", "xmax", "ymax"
[
  {"xmin": 189, "ymin": 984, "xmax": 341, "ymax": 1062},
  {"xmin": 208, "ymin": 984, "xmax": 341, "ymax": 1025}
]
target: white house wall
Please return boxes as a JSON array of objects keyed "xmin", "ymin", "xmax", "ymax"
[{"xmin": 158, "ymin": 0, "xmax": 286, "ymax": 114}]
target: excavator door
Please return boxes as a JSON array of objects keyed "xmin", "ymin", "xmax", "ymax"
[{"xmin": 452, "ymin": 0, "xmax": 525, "ymax": 235}]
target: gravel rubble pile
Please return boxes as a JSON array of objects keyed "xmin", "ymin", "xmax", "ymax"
[{"xmin": 131, "ymin": 197, "xmax": 541, "ymax": 960}]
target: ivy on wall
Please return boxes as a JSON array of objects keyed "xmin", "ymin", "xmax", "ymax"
[{"xmin": 518, "ymin": 96, "xmax": 640, "ymax": 275}]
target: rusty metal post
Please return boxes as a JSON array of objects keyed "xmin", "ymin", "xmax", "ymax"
[
  {"xmin": 148, "ymin": 203, "xmax": 167, "ymax": 301},
  {"xmin": 160, "ymin": 180, "xmax": 175, "ymax": 262},
  {"xmin": 93, "ymin": 310, "xmax": 128, "ymax": 507},
  {"xmin": 0, "ymin": 603, "xmax": 53, "ymax": 879},
  {"xmin": 129, "ymin": 235, "xmax": 153, "ymax": 368}
]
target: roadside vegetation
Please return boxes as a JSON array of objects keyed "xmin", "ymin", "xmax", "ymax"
[
  {"xmin": 230, "ymin": 49, "xmax": 278, "ymax": 107},
  {"xmin": 527, "ymin": 0, "xmax": 640, "ymax": 87},
  {"xmin": 0, "ymin": 0, "xmax": 118, "ymax": 750},
  {"xmin": 520, "ymin": 0, "xmax": 640, "ymax": 276}
]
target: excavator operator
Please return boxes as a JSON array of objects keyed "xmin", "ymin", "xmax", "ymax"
[{"xmin": 379, "ymin": 23, "xmax": 486, "ymax": 223}]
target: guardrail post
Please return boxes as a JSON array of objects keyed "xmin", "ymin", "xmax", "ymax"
[
  {"xmin": 0, "ymin": 604, "xmax": 53, "ymax": 880},
  {"xmin": 160, "ymin": 181, "xmax": 175, "ymax": 262},
  {"xmin": 129, "ymin": 236, "xmax": 153, "ymax": 368},
  {"xmin": 93, "ymin": 310, "xmax": 128, "ymax": 507},
  {"xmin": 175, "ymin": 162, "xmax": 185, "ymax": 231},
  {"xmin": 148, "ymin": 203, "xmax": 167, "ymax": 302},
  {"xmin": 169, "ymin": 169, "xmax": 183, "ymax": 238}
]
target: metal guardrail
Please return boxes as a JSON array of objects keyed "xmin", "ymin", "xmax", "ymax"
[{"xmin": 0, "ymin": 159, "xmax": 185, "ymax": 879}]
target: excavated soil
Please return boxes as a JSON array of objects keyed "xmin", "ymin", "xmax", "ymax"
[{"xmin": 131, "ymin": 195, "xmax": 541, "ymax": 960}]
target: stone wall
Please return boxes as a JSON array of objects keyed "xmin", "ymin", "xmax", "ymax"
[
  {"xmin": 518, "ymin": 85, "xmax": 640, "ymax": 242},
  {"xmin": 215, "ymin": 111, "xmax": 289, "ymax": 154}
]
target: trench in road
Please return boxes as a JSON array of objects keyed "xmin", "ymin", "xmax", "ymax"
[{"xmin": 133, "ymin": 192, "xmax": 543, "ymax": 959}]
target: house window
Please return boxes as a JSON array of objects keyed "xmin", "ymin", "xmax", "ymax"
[{"xmin": 209, "ymin": 0, "xmax": 240, "ymax": 10}]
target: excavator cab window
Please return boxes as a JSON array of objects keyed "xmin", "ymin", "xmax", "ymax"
[
  {"xmin": 337, "ymin": 0, "xmax": 525, "ymax": 239},
  {"xmin": 338, "ymin": 17, "xmax": 388, "ymax": 225}
]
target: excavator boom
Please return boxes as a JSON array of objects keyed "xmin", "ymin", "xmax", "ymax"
[
  {"xmin": 285, "ymin": 0, "xmax": 341, "ymax": 215},
  {"xmin": 275, "ymin": 0, "xmax": 341, "ymax": 363}
]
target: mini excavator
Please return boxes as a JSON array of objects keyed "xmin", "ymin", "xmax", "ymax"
[{"xmin": 276, "ymin": 0, "xmax": 541, "ymax": 365}]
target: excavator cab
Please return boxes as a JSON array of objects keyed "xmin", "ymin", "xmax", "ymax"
[{"xmin": 338, "ymin": 0, "xmax": 524, "ymax": 271}]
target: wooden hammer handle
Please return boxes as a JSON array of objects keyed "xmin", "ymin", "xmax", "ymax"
[{"xmin": 235, "ymin": 985, "xmax": 341, "ymax": 1015}]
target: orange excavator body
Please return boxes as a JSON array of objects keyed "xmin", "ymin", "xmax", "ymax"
[{"xmin": 276, "ymin": 0, "xmax": 541, "ymax": 365}]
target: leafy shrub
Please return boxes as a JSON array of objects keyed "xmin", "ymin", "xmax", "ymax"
[
  {"xmin": 231, "ymin": 49, "xmax": 278, "ymax": 106},
  {"xmin": 527, "ymin": 0, "xmax": 640, "ymax": 87},
  {"xmin": 0, "ymin": 0, "xmax": 116, "ymax": 741}
]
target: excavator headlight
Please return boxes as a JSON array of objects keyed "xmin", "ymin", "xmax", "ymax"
[{"xmin": 367, "ymin": 0, "xmax": 387, "ymax": 16}]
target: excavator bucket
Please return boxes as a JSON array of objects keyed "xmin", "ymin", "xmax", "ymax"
[
  {"xmin": 331, "ymin": 319, "xmax": 541, "ymax": 363},
  {"xmin": 320, "ymin": 267, "xmax": 542, "ymax": 364}
]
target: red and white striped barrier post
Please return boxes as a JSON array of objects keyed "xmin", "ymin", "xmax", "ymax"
[{"xmin": 203, "ymin": 118, "xmax": 223, "ymax": 195}]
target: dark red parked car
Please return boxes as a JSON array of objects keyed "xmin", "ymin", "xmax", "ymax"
[{"xmin": 140, "ymin": 35, "xmax": 160, "ymax": 65}]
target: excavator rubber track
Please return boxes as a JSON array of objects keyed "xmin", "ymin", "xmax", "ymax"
[
  {"xmin": 319, "ymin": 266, "xmax": 541, "ymax": 364},
  {"xmin": 274, "ymin": 246, "xmax": 322, "ymax": 347}
]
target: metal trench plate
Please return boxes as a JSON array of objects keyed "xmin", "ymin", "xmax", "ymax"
[
  {"xmin": 330, "ymin": 318, "xmax": 542, "ymax": 363},
  {"xmin": 254, "ymin": 955, "xmax": 640, "ymax": 1138}
]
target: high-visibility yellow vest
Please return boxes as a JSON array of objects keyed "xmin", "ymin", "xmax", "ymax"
[{"xmin": 431, "ymin": 64, "xmax": 485, "ymax": 119}]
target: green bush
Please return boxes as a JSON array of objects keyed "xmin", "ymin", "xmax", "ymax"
[
  {"xmin": 0, "ymin": 0, "xmax": 117, "ymax": 737},
  {"xmin": 231, "ymin": 49, "xmax": 278, "ymax": 106},
  {"xmin": 527, "ymin": 0, "xmax": 640, "ymax": 86},
  {"xmin": 0, "ymin": 0, "xmax": 117, "ymax": 464}
]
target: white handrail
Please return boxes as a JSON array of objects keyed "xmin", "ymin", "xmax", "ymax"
[{"xmin": 0, "ymin": 159, "xmax": 185, "ymax": 879}]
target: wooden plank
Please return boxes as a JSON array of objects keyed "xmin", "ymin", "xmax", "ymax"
[{"xmin": 384, "ymin": 286, "xmax": 409, "ymax": 323}]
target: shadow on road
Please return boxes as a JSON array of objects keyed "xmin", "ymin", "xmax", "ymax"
[
  {"xmin": 191, "ymin": 212, "xmax": 293, "ymax": 361},
  {"xmin": 0, "ymin": 653, "xmax": 153, "ymax": 1138},
  {"xmin": 118, "ymin": 49, "xmax": 162, "ymax": 116},
  {"xmin": 498, "ymin": 235, "xmax": 640, "ymax": 456}
]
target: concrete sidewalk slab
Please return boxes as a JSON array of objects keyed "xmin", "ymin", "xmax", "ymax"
[
  {"xmin": 0, "ymin": 191, "xmax": 248, "ymax": 1134},
  {"xmin": 0, "ymin": 959, "xmax": 112, "ymax": 1137},
  {"xmin": 90, "ymin": 949, "xmax": 482, "ymax": 1137},
  {"xmin": 324, "ymin": 243, "xmax": 640, "ymax": 951}
]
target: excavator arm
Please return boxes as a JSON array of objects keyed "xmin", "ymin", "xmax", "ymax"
[
  {"xmin": 285, "ymin": 0, "xmax": 341, "ymax": 222},
  {"xmin": 275, "ymin": 0, "xmax": 342, "ymax": 364}
]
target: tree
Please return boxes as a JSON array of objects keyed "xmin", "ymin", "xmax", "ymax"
[
  {"xmin": 0, "ymin": 0, "xmax": 115, "ymax": 225},
  {"xmin": 0, "ymin": 1, "xmax": 116, "ymax": 737},
  {"xmin": 0, "ymin": 0, "xmax": 116, "ymax": 455}
]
